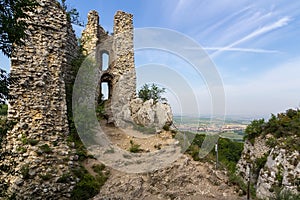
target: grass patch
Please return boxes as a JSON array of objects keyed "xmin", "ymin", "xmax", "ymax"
[
  {"xmin": 28, "ymin": 139, "xmax": 39, "ymax": 146},
  {"xmin": 228, "ymin": 172, "xmax": 256, "ymax": 197},
  {"xmin": 92, "ymin": 164, "xmax": 105, "ymax": 174},
  {"xmin": 0, "ymin": 104, "xmax": 8, "ymax": 116},
  {"xmin": 17, "ymin": 146, "xmax": 27, "ymax": 153},
  {"xmin": 71, "ymin": 164, "xmax": 109, "ymax": 200},
  {"xmin": 57, "ymin": 173, "xmax": 71, "ymax": 183},
  {"xmin": 128, "ymin": 140, "xmax": 142, "ymax": 153},
  {"xmin": 20, "ymin": 164, "xmax": 30, "ymax": 179},
  {"xmin": 39, "ymin": 173, "xmax": 52, "ymax": 181},
  {"xmin": 39, "ymin": 144, "xmax": 52, "ymax": 154}
]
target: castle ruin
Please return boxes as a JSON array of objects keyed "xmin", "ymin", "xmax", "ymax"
[
  {"xmin": 0, "ymin": 1, "xmax": 172, "ymax": 198},
  {"xmin": 81, "ymin": 10, "xmax": 137, "ymax": 127}
]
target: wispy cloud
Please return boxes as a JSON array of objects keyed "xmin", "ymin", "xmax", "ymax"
[
  {"xmin": 203, "ymin": 47, "xmax": 280, "ymax": 54},
  {"xmin": 210, "ymin": 16, "xmax": 291, "ymax": 58},
  {"xmin": 199, "ymin": 5, "xmax": 253, "ymax": 39}
]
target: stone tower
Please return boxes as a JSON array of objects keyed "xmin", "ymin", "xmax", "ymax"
[
  {"xmin": 82, "ymin": 11, "xmax": 136, "ymax": 127},
  {"xmin": 0, "ymin": 0, "xmax": 78, "ymax": 199}
]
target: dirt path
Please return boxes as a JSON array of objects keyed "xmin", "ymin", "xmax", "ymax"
[
  {"xmin": 98, "ymin": 120, "xmax": 177, "ymax": 152},
  {"xmin": 83, "ymin": 122, "xmax": 245, "ymax": 200}
]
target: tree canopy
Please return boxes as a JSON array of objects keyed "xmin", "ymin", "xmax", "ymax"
[
  {"xmin": 60, "ymin": 0, "xmax": 83, "ymax": 26},
  {"xmin": 138, "ymin": 83, "xmax": 167, "ymax": 103},
  {"xmin": 0, "ymin": 0, "xmax": 37, "ymax": 104},
  {"xmin": 0, "ymin": 0, "xmax": 37, "ymax": 57},
  {"xmin": 0, "ymin": 0, "xmax": 82, "ymax": 105}
]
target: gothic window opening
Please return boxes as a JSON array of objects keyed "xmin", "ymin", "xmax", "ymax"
[
  {"xmin": 101, "ymin": 82, "xmax": 109, "ymax": 100},
  {"xmin": 102, "ymin": 52, "xmax": 109, "ymax": 71},
  {"xmin": 100, "ymin": 73, "xmax": 113, "ymax": 101}
]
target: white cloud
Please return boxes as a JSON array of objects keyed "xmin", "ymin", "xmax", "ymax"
[
  {"xmin": 211, "ymin": 16, "xmax": 291, "ymax": 58},
  {"xmin": 203, "ymin": 47, "xmax": 280, "ymax": 54},
  {"xmin": 170, "ymin": 58, "xmax": 300, "ymax": 117},
  {"xmin": 224, "ymin": 58, "xmax": 300, "ymax": 117}
]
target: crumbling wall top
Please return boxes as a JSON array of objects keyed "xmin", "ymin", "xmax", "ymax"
[
  {"xmin": 87, "ymin": 10, "xmax": 100, "ymax": 27},
  {"xmin": 114, "ymin": 10, "xmax": 133, "ymax": 34}
]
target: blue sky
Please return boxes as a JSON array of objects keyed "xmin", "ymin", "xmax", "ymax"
[{"xmin": 1, "ymin": 0, "xmax": 300, "ymax": 118}]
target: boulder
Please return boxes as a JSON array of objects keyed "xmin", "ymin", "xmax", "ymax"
[{"xmin": 130, "ymin": 98, "xmax": 173, "ymax": 129}]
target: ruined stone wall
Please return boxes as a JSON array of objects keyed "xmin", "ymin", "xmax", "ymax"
[
  {"xmin": 81, "ymin": 10, "xmax": 100, "ymax": 56},
  {"xmin": 82, "ymin": 10, "xmax": 136, "ymax": 127},
  {"xmin": 0, "ymin": 0, "xmax": 79, "ymax": 199},
  {"xmin": 110, "ymin": 11, "xmax": 136, "ymax": 127}
]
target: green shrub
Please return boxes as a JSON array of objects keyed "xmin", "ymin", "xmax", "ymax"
[
  {"xmin": 39, "ymin": 173, "xmax": 52, "ymax": 181},
  {"xmin": 92, "ymin": 164, "xmax": 105, "ymax": 174},
  {"xmin": 57, "ymin": 173, "xmax": 71, "ymax": 183},
  {"xmin": 244, "ymin": 108, "xmax": 300, "ymax": 150},
  {"xmin": 272, "ymin": 187, "xmax": 300, "ymax": 200},
  {"xmin": 266, "ymin": 137, "xmax": 277, "ymax": 148},
  {"xmin": 186, "ymin": 134, "xmax": 244, "ymax": 172},
  {"xmin": 163, "ymin": 124, "xmax": 170, "ymax": 131},
  {"xmin": 138, "ymin": 83, "xmax": 167, "ymax": 103},
  {"xmin": 96, "ymin": 100, "xmax": 106, "ymax": 120},
  {"xmin": 253, "ymin": 153, "xmax": 268, "ymax": 177},
  {"xmin": 228, "ymin": 172, "xmax": 256, "ymax": 197},
  {"xmin": 244, "ymin": 119, "xmax": 264, "ymax": 143},
  {"xmin": 129, "ymin": 140, "xmax": 142, "ymax": 153},
  {"xmin": 71, "ymin": 174, "xmax": 100, "ymax": 200},
  {"xmin": 0, "ymin": 104, "xmax": 8, "ymax": 116},
  {"xmin": 20, "ymin": 164, "xmax": 30, "ymax": 179},
  {"xmin": 71, "ymin": 164, "xmax": 109, "ymax": 200},
  {"xmin": 21, "ymin": 134, "xmax": 28, "ymax": 144},
  {"xmin": 28, "ymin": 139, "xmax": 39, "ymax": 146},
  {"xmin": 17, "ymin": 146, "xmax": 27, "ymax": 153},
  {"xmin": 188, "ymin": 144, "xmax": 200, "ymax": 161},
  {"xmin": 39, "ymin": 144, "xmax": 52, "ymax": 154}
]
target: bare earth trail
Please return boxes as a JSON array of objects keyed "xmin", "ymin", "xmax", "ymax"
[{"xmin": 84, "ymin": 122, "xmax": 245, "ymax": 200}]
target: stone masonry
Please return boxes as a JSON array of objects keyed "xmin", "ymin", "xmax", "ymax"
[
  {"xmin": 0, "ymin": 0, "xmax": 79, "ymax": 199},
  {"xmin": 81, "ymin": 11, "xmax": 172, "ymax": 128},
  {"xmin": 0, "ymin": 6, "xmax": 173, "ymax": 199},
  {"xmin": 82, "ymin": 11, "xmax": 137, "ymax": 127}
]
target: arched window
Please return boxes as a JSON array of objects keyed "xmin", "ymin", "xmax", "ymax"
[
  {"xmin": 100, "ymin": 73, "xmax": 113, "ymax": 101},
  {"xmin": 102, "ymin": 52, "xmax": 109, "ymax": 71},
  {"xmin": 101, "ymin": 82, "xmax": 109, "ymax": 100}
]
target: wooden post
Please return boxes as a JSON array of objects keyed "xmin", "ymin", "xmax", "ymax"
[
  {"xmin": 215, "ymin": 143, "xmax": 218, "ymax": 170},
  {"xmin": 247, "ymin": 165, "xmax": 251, "ymax": 200}
]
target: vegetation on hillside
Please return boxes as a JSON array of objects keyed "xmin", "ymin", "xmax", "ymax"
[
  {"xmin": 185, "ymin": 133, "xmax": 243, "ymax": 171},
  {"xmin": 242, "ymin": 108, "xmax": 300, "ymax": 198},
  {"xmin": 179, "ymin": 132, "xmax": 256, "ymax": 196},
  {"xmin": 244, "ymin": 108, "xmax": 300, "ymax": 151},
  {"xmin": 138, "ymin": 83, "xmax": 167, "ymax": 104}
]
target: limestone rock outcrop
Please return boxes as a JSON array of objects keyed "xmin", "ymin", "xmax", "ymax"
[
  {"xmin": 236, "ymin": 136, "xmax": 300, "ymax": 199},
  {"xmin": 130, "ymin": 98, "xmax": 173, "ymax": 128}
]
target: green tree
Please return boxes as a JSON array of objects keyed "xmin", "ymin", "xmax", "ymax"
[
  {"xmin": 0, "ymin": 0, "xmax": 37, "ymax": 105},
  {"xmin": 0, "ymin": 0, "xmax": 37, "ymax": 57},
  {"xmin": 138, "ymin": 83, "xmax": 167, "ymax": 103},
  {"xmin": 60, "ymin": 0, "xmax": 83, "ymax": 26},
  {"xmin": 244, "ymin": 118, "xmax": 265, "ymax": 143}
]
